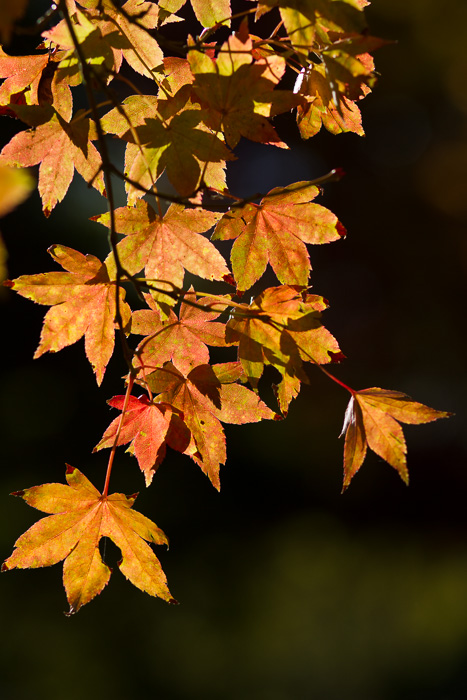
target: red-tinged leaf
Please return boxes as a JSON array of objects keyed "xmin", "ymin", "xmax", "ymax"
[
  {"xmin": 132, "ymin": 289, "xmax": 228, "ymax": 376},
  {"xmin": 189, "ymin": 29, "xmax": 302, "ymax": 148},
  {"xmin": 145, "ymin": 362, "xmax": 274, "ymax": 489},
  {"xmin": 340, "ymin": 389, "xmax": 452, "ymax": 489},
  {"xmin": 92, "ymin": 201, "xmax": 228, "ymax": 305},
  {"xmin": 3, "ymin": 467, "xmax": 175, "ymax": 614},
  {"xmin": 213, "ymin": 182, "xmax": 345, "ymax": 291},
  {"xmin": 162, "ymin": 56, "xmax": 195, "ymax": 94},
  {"xmin": 0, "ymin": 106, "xmax": 104, "ymax": 216},
  {"xmin": 294, "ymin": 37, "xmax": 380, "ymax": 138},
  {"xmin": 0, "ymin": 48, "xmax": 51, "ymax": 106},
  {"xmin": 5, "ymin": 245, "xmax": 131, "ymax": 385},
  {"xmin": 296, "ymin": 78, "xmax": 365, "ymax": 138},
  {"xmin": 94, "ymin": 395, "xmax": 182, "ymax": 485}
]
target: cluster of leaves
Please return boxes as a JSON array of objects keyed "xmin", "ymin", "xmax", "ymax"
[{"xmin": 0, "ymin": 0, "xmax": 451, "ymax": 614}]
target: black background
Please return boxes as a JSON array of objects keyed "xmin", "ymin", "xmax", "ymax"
[{"xmin": 1, "ymin": 2, "xmax": 466, "ymax": 699}]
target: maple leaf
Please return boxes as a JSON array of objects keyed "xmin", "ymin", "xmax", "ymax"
[
  {"xmin": 101, "ymin": 92, "xmax": 233, "ymax": 198},
  {"xmin": 254, "ymin": 0, "xmax": 367, "ymax": 45},
  {"xmin": 0, "ymin": 105, "xmax": 104, "ymax": 216},
  {"xmin": 190, "ymin": 0, "xmax": 231, "ymax": 27},
  {"xmin": 41, "ymin": 6, "xmax": 119, "ymax": 86},
  {"xmin": 0, "ymin": 47, "xmax": 73, "ymax": 121},
  {"xmin": 4, "ymin": 245, "xmax": 131, "ymax": 385},
  {"xmin": 0, "ymin": 47, "xmax": 50, "ymax": 106},
  {"xmin": 188, "ymin": 28, "xmax": 303, "ymax": 148},
  {"xmin": 340, "ymin": 389, "xmax": 453, "ymax": 491},
  {"xmin": 213, "ymin": 181, "xmax": 345, "ymax": 292},
  {"xmin": 131, "ymin": 289, "xmax": 229, "ymax": 375},
  {"xmin": 2, "ymin": 466, "xmax": 176, "ymax": 614},
  {"xmin": 294, "ymin": 37, "xmax": 382, "ymax": 138},
  {"xmin": 226, "ymin": 285, "xmax": 342, "ymax": 412},
  {"xmin": 92, "ymin": 201, "xmax": 228, "ymax": 305},
  {"xmin": 94, "ymin": 394, "xmax": 191, "ymax": 485},
  {"xmin": 43, "ymin": 0, "xmax": 177, "ymax": 84},
  {"xmin": 143, "ymin": 361, "xmax": 275, "ymax": 489},
  {"xmin": 95, "ymin": 0, "xmax": 167, "ymax": 79}
]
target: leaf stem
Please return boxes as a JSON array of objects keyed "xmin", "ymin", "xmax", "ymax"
[{"xmin": 102, "ymin": 372, "xmax": 134, "ymax": 497}]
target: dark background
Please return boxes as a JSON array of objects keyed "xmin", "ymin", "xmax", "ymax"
[{"xmin": 1, "ymin": 1, "xmax": 466, "ymax": 698}]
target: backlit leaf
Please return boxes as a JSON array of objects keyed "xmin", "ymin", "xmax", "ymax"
[
  {"xmin": 189, "ymin": 28, "xmax": 302, "ymax": 148},
  {"xmin": 132, "ymin": 289, "xmax": 228, "ymax": 375},
  {"xmin": 0, "ymin": 105, "xmax": 104, "ymax": 216},
  {"xmin": 4, "ymin": 245, "xmax": 131, "ymax": 384},
  {"xmin": 341, "ymin": 389, "xmax": 453, "ymax": 490},
  {"xmin": 144, "ymin": 362, "xmax": 274, "ymax": 489},
  {"xmin": 213, "ymin": 182, "xmax": 345, "ymax": 291},
  {"xmin": 2, "ymin": 466, "xmax": 175, "ymax": 613},
  {"xmin": 92, "ymin": 201, "xmax": 227, "ymax": 305}
]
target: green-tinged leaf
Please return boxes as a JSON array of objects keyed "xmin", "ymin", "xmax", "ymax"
[
  {"xmin": 190, "ymin": 0, "xmax": 231, "ymax": 28},
  {"xmin": 101, "ymin": 93, "xmax": 233, "ymax": 198},
  {"xmin": 227, "ymin": 286, "xmax": 342, "ymax": 411}
]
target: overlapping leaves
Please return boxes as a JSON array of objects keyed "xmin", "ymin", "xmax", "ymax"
[{"xmin": 1, "ymin": 0, "xmax": 452, "ymax": 614}]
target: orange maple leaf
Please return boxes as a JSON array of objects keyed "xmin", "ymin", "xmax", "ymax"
[
  {"xmin": 0, "ymin": 105, "xmax": 104, "ymax": 216},
  {"xmin": 2, "ymin": 466, "xmax": 176, "ymax": 614},
  {"xmin": 340, "ymin": 388, "xmax": 453, "ymax": 490},
  {"xmin": 213, "ymin": 181, "xmax": 345, "ymax": 292},
  {"xmin": 294, "ymin": 36, "xmax": 386, "ymax": 138},
  {"xmin": 0, "ymin": 47, "xmax": 51, "ymax": 106},
  {"xmin": 131, "ymin": 289, "xmax": 228, "ymax": 376},
  {"xmin": 144, "ymin": 361, "xmax": 275, "ymax": 489},
  {"xmin": 226, "ymin": 286, "xmax": 343, "ymax": 412},
  {"xmin": 92, "ymin": 201, "xmax": 228, "ymax": 305},
  {"xmin": 4, "ymin": 245, "xmax": 131, "ymax": 385},
  {"xmin": 188, "ymin": 28, "xmax": 303, "ymax": 148}
]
